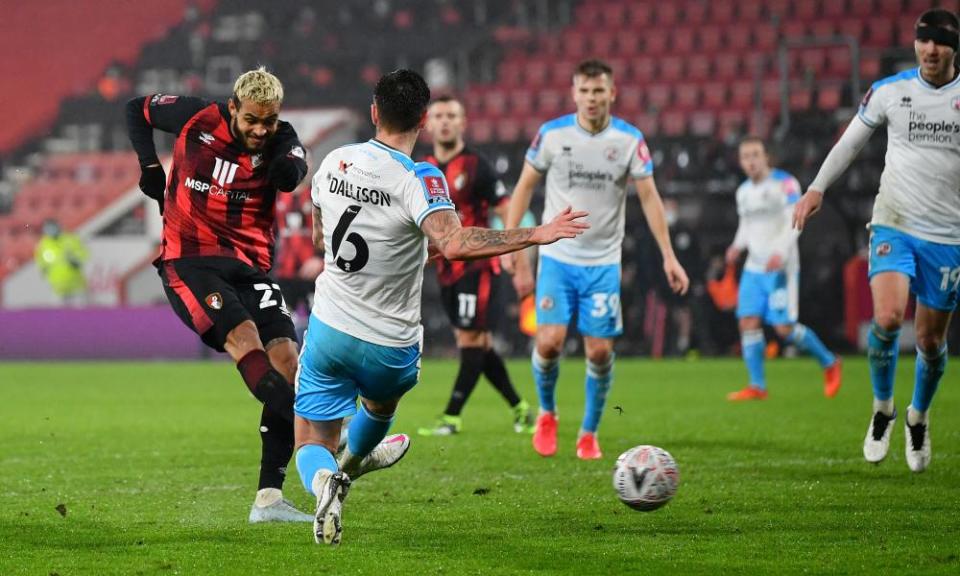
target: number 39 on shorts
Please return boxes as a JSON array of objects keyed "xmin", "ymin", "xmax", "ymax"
[{"xmin": 590, "ymin": 292, "xmax": 621, "ymax": 318}]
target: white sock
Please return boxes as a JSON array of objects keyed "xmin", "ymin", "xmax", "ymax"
[
  {"xmin": 873, "ymin": 398, "xmax": 894, "ymax": 416},
  {"xmin": 906, "ymin": 405, "xmax": 927, "ymax": 426},
  {"xmin": 254, "ymin": 487, "xmax": 282, "ymax": 507}
]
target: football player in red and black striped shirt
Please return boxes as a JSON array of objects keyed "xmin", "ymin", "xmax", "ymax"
[
  {"xmin": 125, "ymin": 67, "xmax": 311, "ymax": 522},
  {"xmin": 416, "ymin": 95, "xmax": 533, "ymax": 437}
]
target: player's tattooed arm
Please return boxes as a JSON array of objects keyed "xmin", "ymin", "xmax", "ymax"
[
  {"xmin": 312, "ymin": 206, "xmax": 324, "ymax": 254},
  {"xmin": 421, "ymin": 207, "xmax": 588, "ymax": 261}
]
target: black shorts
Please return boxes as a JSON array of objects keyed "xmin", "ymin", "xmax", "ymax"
[
  {"xmin": 439, "ymin": 268, "xmax": 499, "ymax": 331},
  {"xmin": 159, "ymin": 256, "xmax": 297, "ymax": 353}
]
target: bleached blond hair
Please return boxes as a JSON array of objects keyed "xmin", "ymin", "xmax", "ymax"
[{"xmin": 232, "ymin": 66, "xmax": 284, "ymax": 104}]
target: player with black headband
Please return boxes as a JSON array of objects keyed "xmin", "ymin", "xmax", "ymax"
[{"xmin": 794, "ymin": 9, "xmax": 960, "ymax": 472}]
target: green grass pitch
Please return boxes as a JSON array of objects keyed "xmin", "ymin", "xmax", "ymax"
[{"xmin": 1, "ymin": 358, "xmax": 958, "ymax": 575}]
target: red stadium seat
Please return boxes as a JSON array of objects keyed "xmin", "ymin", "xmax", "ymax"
[
  {"xmin": 817, "ymin": 83, "xmax": 844, "ymax": 110},
  {"xmin": 574, "ymin": 4, "xmax": 601, "ymax": 27},
  {"xmin": 896, "ymin": 15, "xmax": 916, "ymax": 47},
  {"xmin": 877, "ymin": 0, "xmax": 901, "ymax": 14},
  {"xmin": 767, "ymin": 0, "xmax": 791, "ymax": 18},
  {"xmin": 865, "ymin": 17, "xmax": 894, "ymax": 48},
  {"xmin": 659, "ymin": 56, "xmax": 685, "ymax": 82},
  {"xmin": 761, "ymin": 79, "xmax": 783, "ymax": 110},
  {"xmin": 484, "ymin": 89, "xmax": 508, "ymax": 116},
  {"xmin": 689, "ymin": 111, "xmax": 716, "ymax": 136},
  {"xmin": 739, "ymin": 0, "xmax": 764, "ymax": 21},
  {"xmin": 674, "ymin": 29, "xmax": 696, "ymax": 54},
  {"xmin": 617, "ymin": 86, "xmax": 644, "ymax": 114},
  {"xmin": 711, "ymin": 0, "xmax": 736, "ymax": 23},
  {"xmin": 837, "ymin": 18, "xmax": 865, "ymax": 43},
  {"xmin": 827, "ymin": 46, "xmax": 853, "ymax": 77},
  {"xmin": 509, "ymin": 89, "xmax": 535, "ymax": 116},
  {"xmin": 727, "ymin": 28, "xmax": 752, "ymax": 51},
  {"xmin": 538, "ymin": 89, "xmax": 566, "ymax": 116},
  {"xmin": 748, "ymin": 112, "xmax": 772, "ymax": 139},
  {"xmin": 661, "ymin": 110, "xmax": 687, "ymax": 136},
  {"xmin": 700, "ymin": 26, "xmax": 724, "ymax": 52},
  {"xmin": 793, "ymin": 0, "xmax": 820, "ymax": 21},
  {"xmin": 687, "ymin": 58, "xmax": 711, "ymax": 81},
  {"xmin": 675, "ymin": 83, "xmax": 701, "ymax": 110},
  {"xmin": 718, "ymin": 110, "xmax": 747, "ymax": 138},
  {"xmin": 715, "ymin": 53, "xmax": 741, "ymax": 80},
  {"xmin": 850, "ymin": 0, "xmax": 876, "ymax": 16},
  {"xmin": 789, "ymin": 84, "xmax": 813, "ymax": 111},
  {"xmin": 633, "ymin": 113, "xmax": 659, "ymax": 137},
  {"xmin": 616, "ymin": 35, "xmax": 642, "ymax": 56},
  {"xmin": 811, "ymin": 20, "xmax": 836, "ymax": 39},
  {"xmin": 632, "ymin": 57, "xmax": 657, "ymax": 83},
  {"xmin": 647, "ymin": 84, "xmax": 672, "ymax": 109},
  {"xmin": 860, "ymin": 52, "xmax": 882, "ymax": 80},
  {"xmin": 626, "ymin": 3, "xmax": 653, "ymax": 26},
  {"xmin": 730, "ymin": 80, "xmax": 756, "ymax": 110},
  {"xmin": 797, "ymin": 47, "xmax": 827, "ymax": 75},
  {"xmin": 823, "ymin": 0, "xmax": 846, "ymax": 18},
  {"xmin": 754, "ymin": 24, "xmax": 779, "ymax": 50},
  {"xmin": 522, "ymin": 58, "xmax": 549, "ymax": 87},
  {"xmin": 702, "ymin": 82, "xmax": 729, "ymax": 110},
  {"xmin": 495, "ymin": 118, "xmax": 522, "ymax": 143},
  {"xmin": 656, "ymin": 3, "xmax": 679, "ymax": 26},
  {"xmin": 600, "ymin": 2, "xmax": 627, "ymax": 29},
  {"xmin": 783, "ymin": 21, "xmax": 808, "ymax": 41},
  {"xmin": 523, "ymin": 117, "xmax": 542, "ymax": 141},
  {"xmin": 550, "ymin": 59, "xmax": 576, "ymax": 87},
  {"xmin": 590, "ymin": 34, "xmax": 616, "ymax": 57},
  {"xmin": 564, "ymin": 30, "xmax": 588, "ymax": 58},
  {"xmin": 684, "ymin": 2, "xmax": 708, "ymax": 24},
  {"xmin": 644, "ymin": 29, "xmax": 669, "ymax": 55}
]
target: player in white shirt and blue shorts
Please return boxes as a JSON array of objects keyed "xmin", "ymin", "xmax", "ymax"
[
  {"xmin": 294, "ymin": 70, "xmax": 589, "ymax": 545},
  {"xmin": 795, "ymin": 9, "xmax": 960, "ymax": 473},
  {"xmin": 725, "ymin": 137, "xmax": 841, "ymax": 402},
  {"xmin": 506, "ymin": 60, "xmax": 689, "ymax": 460}
]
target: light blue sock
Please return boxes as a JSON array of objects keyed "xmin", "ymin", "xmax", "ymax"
[
  {"xmin": 295, "ymin": 444, "xmax": 338, "ymax": 495},
  {"xmin": 347, "ymin": 403, "xmax": 394, "ymax": 461},
  {"xmin": 912, "ymin": 345, "xmax": 947, "ymax": 413},
  {"xmin": 582, "ymin": 354, "xmax": 614, "ymax": 433},
  {"xmin": 742, "ymin": 329, "xmax": 766, "ymax": 390},
  {"xmin": 787, "ymin": 323, "xmax": 836, "ymax": 368},
  {"xmin": 532, "ymin": 349, "xmax": 560, "ymax": 412},
  {"xmin": 867, "ymin": 322, "xmax": 900, "ymax": 401}
]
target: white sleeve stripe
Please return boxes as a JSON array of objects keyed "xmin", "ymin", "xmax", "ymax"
[{"xmin": 416, "ymin": 204, "xmax": 456, "ymax": 227}]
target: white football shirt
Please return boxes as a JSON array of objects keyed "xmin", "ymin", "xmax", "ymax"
[
  {"xmin": 525, "ymin": 114, "xmax": 654, "ymax": 266},
  {"xmin": 858, "ymin": 67, "xmax": 960, "ymax": 244},
  {"xmin": 732, "ymin": 169, "xmax": 802, "ymax": 274},
  {"xmin": 310, "ymin": 139, "xmax": 455, "ymax": 347}
]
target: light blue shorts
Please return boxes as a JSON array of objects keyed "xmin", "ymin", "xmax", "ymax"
[
  {"xmin": 737, "ymin": 269, "xmax": 798, "ymax": 326},
  {"xmin": 535, "ymin": 255, "xmax": 623, "ymax": 338},
  {"xmin": 869, "ymin": 225, "xmax": 960, "ymax": 312},
  {"xmin": 294, "ymin": 314, "xmax": 421, "ymax": 421}
]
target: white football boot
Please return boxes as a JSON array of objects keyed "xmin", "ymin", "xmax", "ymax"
[
  {"xmin": 863, "ymin": 408, "xmax": 896, "ymax": 464},
  {"xmin": 338, "ymin": 433, "xmax": 411, "ymax": 480},
  {"xmin": 248, "ymin": 488, "xmax": 313, "ymax": 523},
  {"xmin": 904, "ymin": 409, "xmax": 931, "ymax": 473},
  {"xmin": 312, "ymin": 470, "xmax": 351, "ymax": 545}
]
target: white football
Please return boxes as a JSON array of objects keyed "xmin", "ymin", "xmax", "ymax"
[{"xmin": 612, "ymin": 445, "xmax": 679, "ymax": 511}]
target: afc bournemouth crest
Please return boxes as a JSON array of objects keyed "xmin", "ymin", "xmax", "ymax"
[
  {"xmin": 952, "ymin": 95, "xmax": 960, "ymax": 112},
  {"xmin": 539, "ymin": 296, "xmax": 554, "ymax": 311},
  {"xmin": 604, "ymin": 146, "xmax": 620, "ymax": 162},
  {"xmin": 875, "ymin": 242, "xmax": 892, "ymax": 257},
  {"xmin": 205, "ymin": 292, "xmax": 223, "ymax": 310}
]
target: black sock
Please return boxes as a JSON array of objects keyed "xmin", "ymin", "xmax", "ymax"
[
  {"xmin": 483, "ymin": 348, "xmax": 521, "ymax": 407},
  {"xmin": 444, "ymin": 347, "xmax": 487, "ymax": 416},
  {"xmin": 236, "ymin": 349, "xmax": 295, "ymax": 423},
  {"xmin": 257, "ymin": 405, "xmax": 294, "ymax": 490}
]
